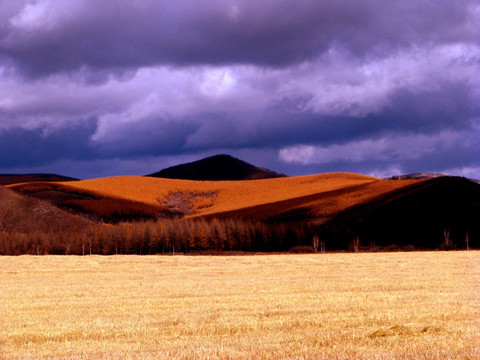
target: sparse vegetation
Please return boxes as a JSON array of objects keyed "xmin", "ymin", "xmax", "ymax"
[{"xmin": 0, "ymin": 252, "xmax": 478, "ymax": 359}]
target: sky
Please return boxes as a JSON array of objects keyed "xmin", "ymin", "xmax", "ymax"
[{"xmin": 1, "ymin": 1, "xmax": 479, "ymax": 179}]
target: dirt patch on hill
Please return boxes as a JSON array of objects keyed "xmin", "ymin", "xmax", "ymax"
[{"xmin": 161, "ymin": 191, "xmax": 217, "ymax": 217}]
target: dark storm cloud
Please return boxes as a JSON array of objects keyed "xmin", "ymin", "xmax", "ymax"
[
  {"xmin": 92, "ymin": 118, "xmax": 200, "ymax": 158},
  {"xmin": 1, "ymin": 0, "xmax": 478, "ymax": 77},
  {"xmin": 184, "ymin": 81, "xmax": 479, "ymax": 151},
  {"xmin": 0, "ymin": 114, "xmax": 199, "ymax": 169},
  {"xmin": 0, "ymin": 119, "xmax": 96, "ymax": 167},
  {"xmin": 279, "ymin": 122, "xmax": 480, "ymax": 176}
]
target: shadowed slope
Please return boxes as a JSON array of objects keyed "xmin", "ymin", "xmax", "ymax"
[
  {"xmin": 8, "ymin": 182, "xmax": 175, "ymax": 223},
  {"xmin": 320, "ymin": 177, "xmax": 480, "ymax": 250},
  {"xmin": 0, "ymin": 185, "xmax": 90, "ymax": 233},
  {"xmin": 198, "ymin": 179, "xmax": 420, "ymax": 223},
  {"xmin": 0, "ymin": 174, "xmax": 77, "ymax": 186},
  {"xmin": 148, "ymin": 154, "xmax": 285, "ymax": 180}
]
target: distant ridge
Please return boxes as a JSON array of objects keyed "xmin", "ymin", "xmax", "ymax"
[
  {"xmin": 387, "ymin": 173, "xmax": 480, "ymax": 184},
  {"xmin": 147, "ymin": 154, "xmax": 285, "ymax": 181},
  {"xmin": 387, "ymin": 173, "xmax": 445, "ymax": 180},
  {"xmin": 0, "ymin": 173, "xmax": 78, "ymax": 186}
]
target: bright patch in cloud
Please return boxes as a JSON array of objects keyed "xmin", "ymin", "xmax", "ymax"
[
  {"xmin": 279, "ymin": 130, "xmax": 475, "ymax": 165},
  {"xmin": 10, "ymin": 2, "xmax": 51, "ymax": 30},
  {"xmin": 200, "ymin": 69, "xmax": 237, "ymax": 98}
]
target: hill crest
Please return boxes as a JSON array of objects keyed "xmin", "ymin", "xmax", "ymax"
[
  {"xmin": 0, "ymin": 173, "xmax": 77, "ymax": 186},
  {"xmin": 147, "ymin": 154, "xmax": 285, "ymax": 181}
]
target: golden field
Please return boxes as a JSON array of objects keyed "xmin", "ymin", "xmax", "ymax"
[
  {"xmin": 1, "ymin": 252, "xmax": 478, "ymax": 359},
  {"xmin": 52, "ymin": 173, "xmax": 384, "ymax": 216}
]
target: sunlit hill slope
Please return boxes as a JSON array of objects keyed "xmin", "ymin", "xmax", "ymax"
[{"xmin": 10, "ymin": 172, "xmax": 379, "ymax": 221}]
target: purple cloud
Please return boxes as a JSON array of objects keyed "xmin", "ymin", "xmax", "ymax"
[
  {"xmin": 2, "ymin": 1, "xmax": 479, "ymax": 76},
  {"xmin": 0, "ymin": 1, "xmax": 479, "ymax": 179}
]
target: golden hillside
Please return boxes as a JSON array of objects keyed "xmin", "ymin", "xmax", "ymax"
[
  {"xmin": 55, "ymin": 172, "xmax": 378, "ymax": 217},
  {"xmin": 198, "ymin": 179, "xmax": 421, "ymax": 222}
]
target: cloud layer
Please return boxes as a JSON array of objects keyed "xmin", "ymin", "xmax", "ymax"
[{"xmin": 1, "ymin": 1, "xmax": 479, "ymax": 178}]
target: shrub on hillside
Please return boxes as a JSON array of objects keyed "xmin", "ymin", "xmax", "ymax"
[{"xmin": 288, "ymin": 245, "xmax": 316, "ymax": 253}]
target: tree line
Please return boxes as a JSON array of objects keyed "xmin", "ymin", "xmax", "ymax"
[
  {"xmin": 1, "ymin": 217, "xmax": 475, "ymax": 255},
  {"xmin": 0, "ymin": 218, "xmax": 314, "ymax": 255}
]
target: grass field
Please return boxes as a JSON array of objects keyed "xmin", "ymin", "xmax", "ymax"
[{"xmin": 1, "ymin": 252, "xmax": 479, "ymax": 359}]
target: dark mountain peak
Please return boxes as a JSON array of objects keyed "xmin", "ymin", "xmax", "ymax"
[{"xmin": 147, "ymin": 154, "xmax": 286, "ymax": 181}]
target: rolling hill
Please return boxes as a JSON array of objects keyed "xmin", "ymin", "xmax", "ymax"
[
  {"xmin": 13, "ymin": 172, "xmax": 376, "ymax": 219},
  {"xmin": 198, "ymin": 179, "xmax": 420, "ymax": 223},
  {"xmin": 148, "ymin": 154, "xmax": 285, "ymax": 180},
  {"xmin": 319, "ymin": 176, "xmax": 480, "ymax": 250},
  {"xmin": 8, "ymin": 181, "xmax": 175, "ymax": 222},
  {"xmin": 0, "ymin": 185, "xmax": 90, "ymax": 234},
  {"xmin": 0, "ymin": 173, "xmax": 77, "ymax": 186}
]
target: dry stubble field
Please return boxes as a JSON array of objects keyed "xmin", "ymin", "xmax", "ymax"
[{"xmin": 0, "ymin": 252, "xmax": 479, "ymax": 359}]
